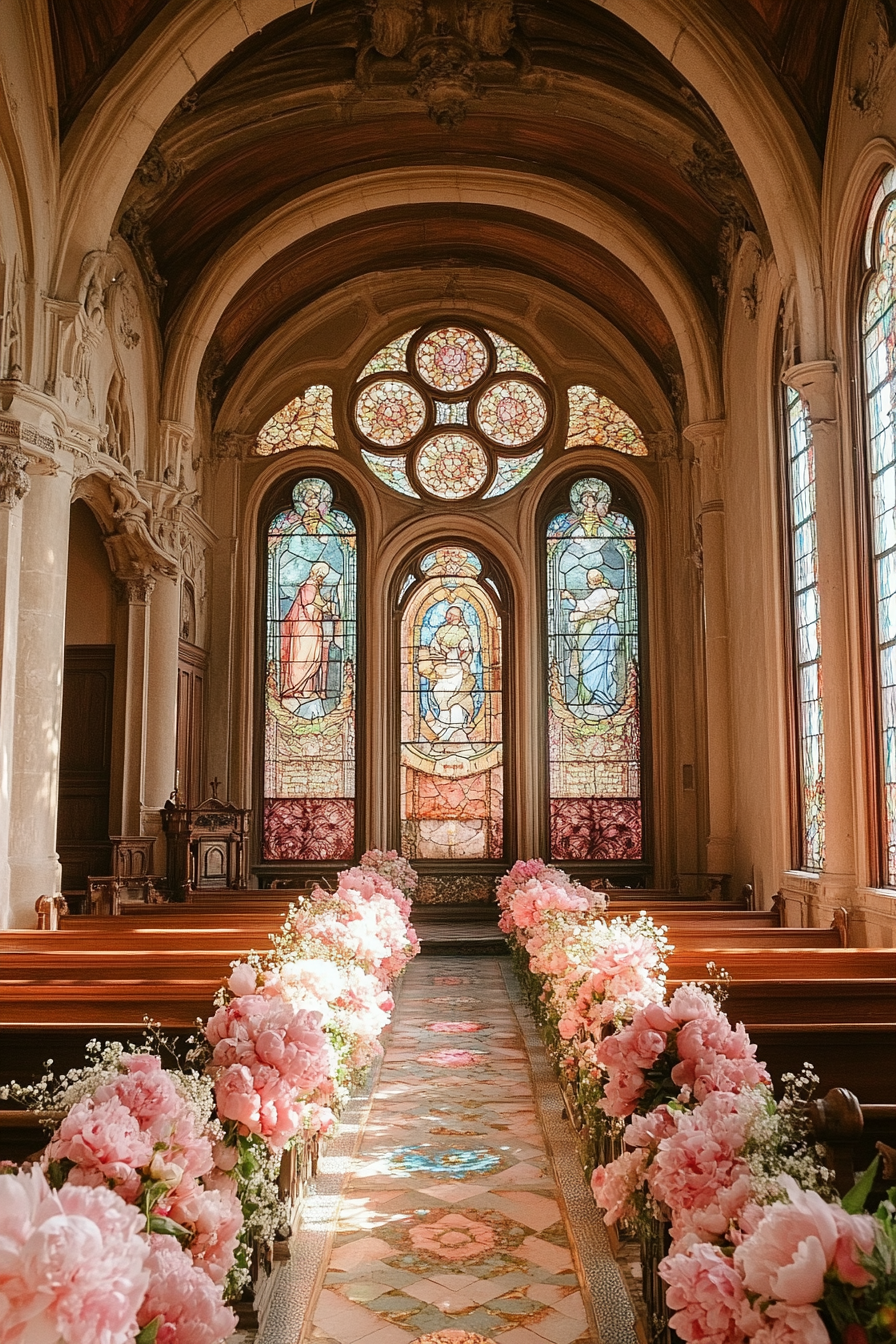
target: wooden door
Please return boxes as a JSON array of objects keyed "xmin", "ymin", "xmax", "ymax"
[
  {"xmin": 57, "ymin": 645, "xmax": 115, "ymax": 893},
  {"xmin": 177, "ymin": 641, "xmax": 207, "ymax": 807}
]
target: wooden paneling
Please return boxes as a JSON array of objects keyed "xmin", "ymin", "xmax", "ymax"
[
  {"xmin": 177, "ymin": 641, "xmax": 207, "ymax": 807},
  {"xmin": 57, "ymin": 646, "xmax": 115, "ymax": 893}
]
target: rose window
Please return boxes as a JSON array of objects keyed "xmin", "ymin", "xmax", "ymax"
[{"xmin": 353, "ymin": 323, "xmax": 551, "ymax": 500}]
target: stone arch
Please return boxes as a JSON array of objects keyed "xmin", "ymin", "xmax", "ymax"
[
  {"xmin": 54, "ymin": 0, "xmax": 823, "ymax": 358},
  {"xmin": 160, "ymin": 167, "xmax": 721, "ymax": 431}
]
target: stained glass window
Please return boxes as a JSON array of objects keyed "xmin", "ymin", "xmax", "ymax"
[
  {"xmin": 415, "ymin": 433, "xmax": 490, "ymax": 500},
  {"xmin": 355, "ymin": 378, "xmax": 427, "ymax": 446},
  {"xmin": 415, "ymin": 327, "xmax": 489, "ymax": 392},
  {"xmin": 475, "ymin": 378, "xmax": 548, "ymax": 446},
  {"xmin": 358, "ymin": 330, "xmax": 415, "ymax": 379},
  {"xmin": 785, "ymin": 386, "xmax": 825, "ymax": 871},
  {"xmin": 864, "ymin": 168, "xmax": 896, "ymax": 884},
  {"xmin": 566, "ymin": 385, "xmax": 648, "ymax": 456},
  {"xmin": 483, "ymin": 450, "xmax": 543, "ymax": 499},
  {"xmin": 487, "ymin": 330, "xmax": 543, "ymax": 378},
  {"xmin": 547, "ymin": 478, "xmax": 642, "ymax": 860},
  {"xmin": 400, "ymin": 547, "xmax": 502, "ymax": 859},
  {"xmin": 256, "ymin": 385, "xmax": 337, "ymax": 454},
  {"xmin": 354, "ymin": 325, "xmax": 551, "ymax": 500},
  {"xmin": 361, "ymin": 451, "xmax": 420, "ymax": 497},
  {"xmin": 263, "ymin": 478, "xmax": 356, "ymax": 861}
]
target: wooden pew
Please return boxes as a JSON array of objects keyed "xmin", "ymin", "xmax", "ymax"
[{"xmin": 668, "ymin": 948, "xmax": 896, "ymax": 979}]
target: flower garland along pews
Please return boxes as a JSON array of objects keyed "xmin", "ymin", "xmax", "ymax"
[
  {"xmin": 0, "ymin": 850, "xmax": 419, "ymax": 1344},
  {"xmin": 499, "ymin": 858, "xmax": 896, "ymax": 1344}
]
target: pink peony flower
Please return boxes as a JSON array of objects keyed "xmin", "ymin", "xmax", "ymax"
[
  {"xmin": 0, "ymin": 1166, "xmax": 150, "ymax": 1344},
  {"xmin": 733, "ymin": 1176, "xmax": 875, "ymax": 1306},
  {"xmin": 625, "ymin": 1104, "xmax": 678, "ymax": 1149},
  {"xmin": 227, "ymin": 963, "xmax": 258, "ymax": 996},
  {"xmin": 751, "ymin": 1302, "xmax": 830, "ymax": 1344},
  {"xmin": 649, "ymin": 1092, "xmax": 755, "ymax": 1244},
  {"xmin": 672, "ymin": 1014, "xmax": 770, "ymax": 1103},
  {"xmin": 659, "ymin": 1242, "xmax": 760, "ymax": 1344},
  {"xmin": 163, "ymin": 1174, "xmax": 244, "ymax": 1284},
  {"xmin": 590, "ymin": 1148, "xmax": 648, "ymax": 1224},
  {"xmin": 46, "ymin": 1094, "xmax": 153, "ymax": 1198},
  {"xmin": 137, "ymin": 1233, "xmax": 237, "ymax": 1344}
]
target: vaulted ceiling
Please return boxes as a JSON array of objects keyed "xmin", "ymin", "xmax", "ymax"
[{"xmin": 46, "ymin": 0, "xmax": 848, "ymax": 422}]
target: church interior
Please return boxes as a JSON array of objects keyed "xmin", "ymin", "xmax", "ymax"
[{"xmin": 1, "ymin": 3, "xmax": 896, "ymax": 1343}]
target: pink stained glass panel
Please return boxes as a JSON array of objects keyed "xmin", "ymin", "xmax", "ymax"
[
  {"xmin": 415, "ymin": 327, "xmax": 489, "ymax": 392},
  {"xmin": 263, "ymin": 798, "xmax": 354, "ymax": 861},
  {"xmin": 355, "ymin": 378, "xmax": 427, "ymax": 446},
  {"xmin": 415, "ymin": 433, "xmax": 489, "ymax": 499},
  {"xmin": 550, "ymin": 798, "xmax": 642, "ymax": 861},
  {"xmin": 475, "ymin": 378, "xmax": 547, "ymax": 446}
]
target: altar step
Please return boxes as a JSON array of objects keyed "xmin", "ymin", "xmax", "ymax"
[{"xmin": 412, "ymin": 903, "xmax": 506, "ymax": 956}]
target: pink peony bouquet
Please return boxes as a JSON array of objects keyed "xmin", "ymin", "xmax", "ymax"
[
  {"xmin": 46, "ymin": 1054, "xmax": 214, "ymax": 1202},
  {"xmin": 359, "ymin": 848, "xmax": 418, "ymax": 899},
  {"xmin": 137, "ymin": 1232, "xmax": 238, "ymax": 1344},
  {"xmin": 497, "ymin": 875, "xmax": 592, "ymax": 935},
  {"xmin": 659, "ymin": 1176, "xmax": 879, "ymax": 1344},
  {"xmin": 0, "ymin": 1164, "xmax": 150, "ymax": 1344},
  {"xmin": 206, "ymin": 992, "xmax": 334, "ymax": 1149},
  {"xmin": 595, "ymin": 984, "xmax": 769, "ymax": 1118}
]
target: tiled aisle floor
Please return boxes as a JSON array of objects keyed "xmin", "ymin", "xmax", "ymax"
[{"xmin": 302, "ymin": 956, "xmax": 630, "ymax": 1344}]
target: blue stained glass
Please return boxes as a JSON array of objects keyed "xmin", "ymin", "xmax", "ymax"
[
  {"xmin": 785, "ymin": 385, "xmax": 825, "ymax": 871},
  {"xmin": 361, "ymin": 450, "xmax": 420, "ymax": 497},
  {"xmin": 865, "ymin": 188, "xmax": 896, "ymax": 884},
  {"xmin": 546, "ymin": 477, "xmax": 642, "ymax": 861},
  {"xmin": 263, "ymin": 478, "xmax": 357, "ymax": 862},
  {"xmin": 482, "ymin": 450, "xmax": 543, "ymax": 498}
]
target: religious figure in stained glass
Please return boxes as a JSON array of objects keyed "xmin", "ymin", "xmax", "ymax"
[
  {"xmin": 400, "ymin": 549, "xmax": 502, "ymax": 860},
  {"xmin": 547, "ymin": 478, "xmax": 641, "ymax": 861},
  {"xmin": 263, "ymin": 478, "xmax": 356, "ymax": 861}
]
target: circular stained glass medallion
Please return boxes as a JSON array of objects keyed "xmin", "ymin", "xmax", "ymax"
[
  {"xmin": 415, "ymin": 327, "xmax": 489, "ymax": 393},
  {"xmin": 355, "ymin": 378, "xmax": 426, "ymax": 447},
  {"xmin": 475, "ymin": 378, "xmax": 547, "ymax": 447},
  {"xmin": 415, "ymin": 433, "xmax": 490, "ymax": 499}
]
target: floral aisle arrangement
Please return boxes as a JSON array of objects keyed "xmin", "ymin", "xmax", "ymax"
[
  {"xmin": 499, "ymin": 859, "xmax": 896, "ymax": 1344},
  {"xmin": 0, "ymin": 853, "xmax": 419, "ymax": 1344}
]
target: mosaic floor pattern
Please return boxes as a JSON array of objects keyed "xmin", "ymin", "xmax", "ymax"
[{"xmin": 300, "ymin": 956, "xmax": 632, "ymax": 1344}]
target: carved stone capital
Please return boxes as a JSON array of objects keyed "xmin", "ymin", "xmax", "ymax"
[
  {"xmin": 683, "ymin": 419, "xmax": 726, "ymax": 471},
  {"xmin": 114, "ymin": 574, "xmax": 156, "ymax": 606},
  {"xmin": 0, "ymin": 448, "xmax": 31, "ymax": 507},
  {"xmin": 211, "ymin": 430, "xmax": 253, "ymax": 462},
  {"xmin": 645, "ymin": 430, "xmax": 679, "ymax": 461},
  {"xmin": 782, "ymin": 360, "xmax": 838, "ymax": 425}
]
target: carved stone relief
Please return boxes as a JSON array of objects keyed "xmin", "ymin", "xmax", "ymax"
[
  {"xmin": 0, "ymin": 448, "xmax": 31, "ymax": 507},
  {"xmin": 358, "ymin": 0, "xmax": 523, "ymax": 127},
  {"xmin": 848, "ymin": 1, "xmax": 896, "ymax": 123}
]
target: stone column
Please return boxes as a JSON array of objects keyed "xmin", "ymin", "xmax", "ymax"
[
  {"xmin": 110, "ymin": 574, "xmax": 154, "ymax": 838},
  {"xmin": 683, "ymin": 420, "xmax": 735, "ymax": 876},
  {"xmin": 7, "ymin": 462, "xmax": 73, "ymax": 926},
  {"xmin": 783, "ymin": 362, "xmax": 856, "ymax": 914},
  {"xmin": 0, "ymin": 450, "xmax": 30, "ymax": 927},
  {"xmin": 142, "ymin": 570, "xmax": 180, "ymax": 814}
]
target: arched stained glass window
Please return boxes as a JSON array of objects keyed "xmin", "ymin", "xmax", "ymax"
[
  {"xmin": 863, "ymin": 167, "xmax": 896, "ymax": 884},
  {"xmin": 263, "ymin": 478, "xmax": 356, "ymax": 861},
  {"xmin": 547, "ymin": 478, "xmax": 642, "ymax": 860},
  {"xmin": 399, "ymin": 547, "xmax": 503, "ymax": 860},
  {"xmin": 783, "ymin": 385, "xmax": 825, "ymax": 870},
  {"xmin": 256, "ymin": 385, "xmax": 337, "ymax": 454},
  {"xmin": 566, "ymin": 385, "xmax": 647, "ymax": 456}
]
